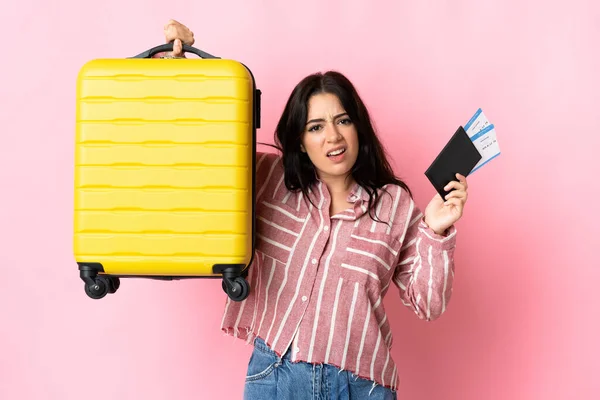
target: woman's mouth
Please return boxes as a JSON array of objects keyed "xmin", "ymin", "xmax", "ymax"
[
  {"xmin": 326, "ymin": 147, "xmax": 347, "ymax": 163},
  {"xmin": 327, "ymin": 147, "xmax": 346, "ymax": 157}
]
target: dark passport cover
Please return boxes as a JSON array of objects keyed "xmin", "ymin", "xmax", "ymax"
[{"xmin": 425, "ymin": 126, "xmax": 482, "ymax": 200}]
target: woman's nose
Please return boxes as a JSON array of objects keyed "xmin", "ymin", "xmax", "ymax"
[{"xmin": 326, "ymin": 124, "xmax": 342, "ymax": 142}]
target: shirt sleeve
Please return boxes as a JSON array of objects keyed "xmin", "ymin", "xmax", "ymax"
[
  {"xmin": 392, "ymin": 199, "xmax": 457, "ymax": 321},
  {"xmin": 254, "ymin": 151, "xmax": 283, "ymax": 205}
]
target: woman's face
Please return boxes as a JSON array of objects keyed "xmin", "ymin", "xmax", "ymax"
[{"xmin": 300, "ymin": 93, "xmax": 359, "ymax": 183}]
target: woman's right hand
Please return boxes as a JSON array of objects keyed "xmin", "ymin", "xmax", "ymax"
[{"xmin": 162, "ymin": 19, "xmax": 195, "ymax": 57}]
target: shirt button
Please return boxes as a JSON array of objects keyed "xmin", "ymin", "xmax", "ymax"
[
  {"xmin": 295, "ymin": 347, "xmax": 300, "ymax": 354},
  {"xmin": 324, "ymin": 225, "xmax": 329, "ymax": 232},
  {"xmin": 312, "ymin": 258, "xmax": 317, "ymax": 265},
  {"xmin": 302, "ymin": 295, "xmax": 308, "ymax": 302}
]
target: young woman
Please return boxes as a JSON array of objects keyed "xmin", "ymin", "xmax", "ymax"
[{"xmin": 162, "ymin": 20, "xmax": 469, "ymax": 400}]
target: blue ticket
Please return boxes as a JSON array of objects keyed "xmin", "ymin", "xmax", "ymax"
[{"xmin": 464, "ymin": 108, "xmax": 501, "ymax": 173}]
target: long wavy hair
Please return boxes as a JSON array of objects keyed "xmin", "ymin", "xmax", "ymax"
[{"xmin": 270, "ymin": 70, "xmax": 412, "ymax": 223}]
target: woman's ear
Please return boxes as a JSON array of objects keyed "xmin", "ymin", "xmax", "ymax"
[{"xmin": 300, "ymin": 144, "xmax": 306, "ymax": 153}]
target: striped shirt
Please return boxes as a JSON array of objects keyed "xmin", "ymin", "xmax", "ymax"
[{"xmin": 221, "ymin": 152, "xmax": 457, "ymax": 391}]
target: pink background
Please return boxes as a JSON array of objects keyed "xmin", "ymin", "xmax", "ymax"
[{"xmin": 2, "ymin": 1, "xmax": 598, "ymax": 399}]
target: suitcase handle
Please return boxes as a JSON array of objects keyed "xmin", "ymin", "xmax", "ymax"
[{"xmin": 131, "ymin": 43, "xmax": 220, "ymax": 59}]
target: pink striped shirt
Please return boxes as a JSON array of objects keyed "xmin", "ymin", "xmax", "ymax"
[{"xmin": 221, "ymin": 152, "xmax": 457, "ymax": 391}]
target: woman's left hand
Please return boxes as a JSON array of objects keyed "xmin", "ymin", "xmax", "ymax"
[{"xmin": 423, "ymin": 173, "xmax": 469, "ymax": 235}]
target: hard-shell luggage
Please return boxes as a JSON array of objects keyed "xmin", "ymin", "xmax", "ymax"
[{"xmin": 73, "ymin": 43, "xmax": 260, "ymax": 302}]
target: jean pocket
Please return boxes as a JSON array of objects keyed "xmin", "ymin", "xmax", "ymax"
[
  {"xmin": 245, "ymin": 346, "xmax": 280, "ymax": 383},
  {"xmin": 348, "ymin": 373, "xmax": 397, "ymax": 400}
]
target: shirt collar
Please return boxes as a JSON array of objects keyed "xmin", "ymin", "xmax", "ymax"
[
  {"xmin": 307, "ymin": 180, "xmax": 370, "ymax": 213},
  {"xmin": 346, "ymin": 183, "xmax": 370, "ymax": 204}
]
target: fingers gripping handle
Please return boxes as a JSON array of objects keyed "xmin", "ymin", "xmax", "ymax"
[{"xmin": 131, "ymin": 43, "xmax": 219, "ymax": 59}]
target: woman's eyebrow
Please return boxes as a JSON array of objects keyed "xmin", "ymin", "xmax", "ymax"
[{"xmin": 306, "ymin": 112, "xmax": 348, "ymax": 125}]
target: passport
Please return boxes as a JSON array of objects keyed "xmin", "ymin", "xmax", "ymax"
[{"xmin": 424, "ymin": 126, "xmax": 482, "ymax": 200}]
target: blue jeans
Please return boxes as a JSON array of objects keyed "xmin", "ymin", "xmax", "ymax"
[{"xmin": 243, "ymin": 337, "xmax": 397, "ymax": 400}]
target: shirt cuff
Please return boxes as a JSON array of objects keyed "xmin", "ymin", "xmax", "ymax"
[{"xmin": 418, "ymin": 219, "xmax": 457, "ymax": 248}]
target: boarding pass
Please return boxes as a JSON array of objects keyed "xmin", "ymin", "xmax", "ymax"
[{"xmin": 464, "ymin": 108, "xmax": 501, "ymax": 173}]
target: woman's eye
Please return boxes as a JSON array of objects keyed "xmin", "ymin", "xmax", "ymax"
[
  {"xmin": 308, "ymin": 125, "xmax": 322, "ymax": 132},
  {"xmin": 339, "ymin": 118, "xmax": 352, "ymax": 125}
]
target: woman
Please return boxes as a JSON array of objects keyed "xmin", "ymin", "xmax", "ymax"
[{"xmin": 162, "ymin": 20, "xmax": 469, "ymax": 400}]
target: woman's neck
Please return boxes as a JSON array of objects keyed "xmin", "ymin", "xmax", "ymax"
[{"xmin": 319, "ymin": 173, "xmax": 354, "ymax": 195}]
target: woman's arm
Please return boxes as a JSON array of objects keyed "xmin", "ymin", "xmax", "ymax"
[
  {"xmin": 392, "ymin": 201, "xmax": 457, "ymax": 321},
  {"xmin": 392, "ymin": 174, "xmax": 468, "ymax": 320}
]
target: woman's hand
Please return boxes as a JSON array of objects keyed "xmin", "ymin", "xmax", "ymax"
[
  {"xmin": 162, "ymin": 19, "xmax": 195, "ymax": 57},
  {"xmin": 423, "ymin": 173, "xmax": 469, "ymax": 235}
]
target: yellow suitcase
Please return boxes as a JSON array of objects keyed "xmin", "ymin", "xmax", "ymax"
[{"xmin": 74, "ymin": 43, "xmax": 260, "ymax": 302}]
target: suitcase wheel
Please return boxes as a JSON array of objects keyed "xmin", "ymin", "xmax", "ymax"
[
  {"xmin": 222, "ymin": 276, "xmax": 249, "ymax": 302},
  {"xmin": 84, "ymin": 275, "xmax": 120, "ymax": 300}
]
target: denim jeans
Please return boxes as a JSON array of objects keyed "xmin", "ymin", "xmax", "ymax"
[{"xmin": 243, "ymin": 337, "xmax": 397, "ymax": 400}]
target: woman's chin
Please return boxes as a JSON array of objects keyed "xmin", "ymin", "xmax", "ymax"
[{"xmin": 315, "ymin": 163, "xmax": 354, "ymax": 181}]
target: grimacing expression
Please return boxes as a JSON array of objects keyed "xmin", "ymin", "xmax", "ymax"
[{"xmin": 300, "ymin": 93, "xmax": 359, "ymax": 182}]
